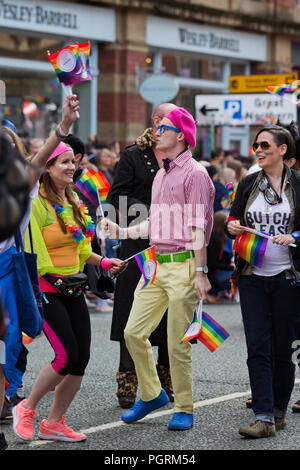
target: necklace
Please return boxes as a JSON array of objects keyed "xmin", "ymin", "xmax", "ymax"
[{"xmin": 51, "ymin": 199, "xmax": 95, "ymax": 243}]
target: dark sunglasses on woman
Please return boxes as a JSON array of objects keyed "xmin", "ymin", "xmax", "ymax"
[{"xmin": 258, "ymin": 175, "xmax": 283, "ymax": 205}]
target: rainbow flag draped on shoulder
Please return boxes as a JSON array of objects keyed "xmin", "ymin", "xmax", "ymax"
[{"xmin": 233, "ymin": 227, "xmax": 268, "ymax": 268}]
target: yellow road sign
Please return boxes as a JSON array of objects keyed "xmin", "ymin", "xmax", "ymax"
[{"xmin": 229, "ymin": 73, "xmax": 298, "ymax": 93}]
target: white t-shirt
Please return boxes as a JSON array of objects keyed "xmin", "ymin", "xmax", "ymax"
[
  {"xmin": 245, "ymin": 191, "xmax": 291, "ymax": 276},
  {"xmin": 0, "ymin": 182, "xmax": 39, "ymax": 255}
]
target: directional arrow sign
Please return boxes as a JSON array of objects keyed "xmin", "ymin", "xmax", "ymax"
[
  {"xmin": 195, "ymin": 94, "xmax": 297, "ymax": 125},
  {"xmin": 199, "ymin": 105, "xmax": 219, "ymax": 116}
]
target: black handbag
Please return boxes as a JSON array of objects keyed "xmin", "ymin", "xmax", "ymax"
[{"xmin": 43, "ymin": 272, "xmax": 88, "ymax": 298}]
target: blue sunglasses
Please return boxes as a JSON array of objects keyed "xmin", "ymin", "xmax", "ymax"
[{"xmin": 157, "ymin": 124, "xmax": 181, "ymax": 134}]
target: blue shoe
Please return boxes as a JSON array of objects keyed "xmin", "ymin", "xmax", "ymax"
[
  {"xmin": 121, "ymin": 389, "xmax": 169, "ymax": 423},
  {"xmin": 168, "ymin": 412, "xmax": 194, "ymax": 430}
]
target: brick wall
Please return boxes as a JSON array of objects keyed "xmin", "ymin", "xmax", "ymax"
[{"xmin": 98, "ymin": 46, "xmax": 149, "ymax": 148}]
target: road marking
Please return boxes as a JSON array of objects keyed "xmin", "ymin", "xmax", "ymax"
[
  {"xmin": 29, "ymin": 388, "xmax": 251, "ymax": 447},
  {"xmin": 29, "ymin": 379, "xmax": 300, "ymax": 447}
]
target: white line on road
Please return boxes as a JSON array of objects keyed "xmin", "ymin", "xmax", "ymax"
[
  {"xmin": 29, "ymin": 379, "xmax": 300, "ymax": 448},
  {"xmin": 29, "ymin": 388, "xmax": 252, "ymax": 447}
]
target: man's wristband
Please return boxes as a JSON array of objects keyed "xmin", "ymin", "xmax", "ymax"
[{"xmin": 196, "ymin": 266, "xmax": 208, "ymax": 274}]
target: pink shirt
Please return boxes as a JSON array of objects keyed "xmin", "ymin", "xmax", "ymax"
[{"xmin": 149, "ymin": 149, "xmax": 215, "ymax": 254}]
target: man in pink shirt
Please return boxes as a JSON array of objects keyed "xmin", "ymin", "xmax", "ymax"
[{"xmin": 102, "ymin": 107, "xmax": 215, "ymax": 430}]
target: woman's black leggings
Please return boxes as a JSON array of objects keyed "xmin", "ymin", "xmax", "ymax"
[{"xmin": 42, "ymin": 293, "xmax": 91, "ymax": 376}]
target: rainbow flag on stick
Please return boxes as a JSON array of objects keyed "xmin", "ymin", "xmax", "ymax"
[
  {"xmin": 181, "ymin": 302, "xmax": 230, "ymax": 352},
  {"xmin": 266, "ymin": 83, "xmax": 297, "ymax": 96},
  {"xmin": 125, "ymin": 246, "xmax": 157, "ymax": 289},
  {"xmin": 47, "ymin": 42, "xmax": 92, "ymax": 87},
  {"xmin": 197, "ymin": 312, "xmax": 230, "ymax": 352},
  {"xmin": 181, "ymin": 302, "xmax": 202, "ymax": 342},
  {"xmin": 75, "ymin": 169, "xmax": 110, "ymax": 207},
  {"xmin": 233, "ymin": 229, "xmax": 268, "ymax": 267}
]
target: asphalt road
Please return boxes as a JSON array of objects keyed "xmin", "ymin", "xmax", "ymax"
[{"xmin": 2, "ymin": 300, "xmax": 300, "ymax": 457}]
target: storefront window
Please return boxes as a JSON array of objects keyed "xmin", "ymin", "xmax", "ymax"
[{"xmin": 162, "ymin": 53, "xmax": 223, "ymax": 81}]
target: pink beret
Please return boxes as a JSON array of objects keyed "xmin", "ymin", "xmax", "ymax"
[
  {"xmin": 47, "ymin": 142, "xmax": 72, "ymax": 163},
  {"xmin": 165, "ymin": 107, "xmax": 197, "ymax": 148}
]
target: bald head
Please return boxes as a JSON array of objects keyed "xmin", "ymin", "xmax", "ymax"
[
  {"xmin": 152, "ymin": 103, "xmax": 177, "ymax": 120},
  {"xmin": 152, "ymin": 103, "xmax": 178, "ymax": 130}
]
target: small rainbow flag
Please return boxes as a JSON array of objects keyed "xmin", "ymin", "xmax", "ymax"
[
  {"xmin": 266, "ymin": 83, "xmax": 297, "ymax": 96},
  {"xmin": 22, "ymin": 332, "xmax": 34, "ymax": 345},
  {"xmin": 197, "ymin": 312, "xmax": 230, "ymax": 352},
  {"xmin": 181, "ymin": 302, "xmax": 202, "ymax": 342},
  {"xmin": 233, "ymin": 229, "xmax": 268, "ymax": 267},
  {"xmin": 248, "ymin": 146, "xmax": 256, "ymax": 157},
  {"xmin": 75, "ymin": 169, "xmax": 110, "ymax": 207},
  {"xmin": 221, "ymin": 182, "xmax": 237, "ymax": 209},
  {"xmin": 47, "ymin": 42, "xmax": 92, "ymax": 87},
  {"xmin": 134, "ymin": 247, "xmax": 157, "ymax": 289}
]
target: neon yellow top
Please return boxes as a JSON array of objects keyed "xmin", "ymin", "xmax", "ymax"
[{"xmin": 24, "ymin": 192, "xmax": 92, "ymax": 276}]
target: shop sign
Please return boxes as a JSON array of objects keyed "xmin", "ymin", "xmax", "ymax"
[
  {"xmin": 147, "ymin": 16, "xmax": 267, "ymax": 62},
  {"xmin": 195, "ymin": 93, "xmax": 297, "ymax": 125},
  {"xmin": 139, "ymin": 74, "xmax": 179, "ymax": 105},
  {"xmin": 0, "ymin": 0, "xmax": 115, "ymax": 41},
  {"xmin": 229, "ymin": 73, "xmax": 299, "ymax": 93}
]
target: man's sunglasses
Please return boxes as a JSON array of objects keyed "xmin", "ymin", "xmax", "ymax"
[
  {"xmin": 252, "ymin": 141, "xmax": 271, "ymax": 152},
  {"xmin": 157, "ymin": 124, "xmax": 182, "ymax": 134}
]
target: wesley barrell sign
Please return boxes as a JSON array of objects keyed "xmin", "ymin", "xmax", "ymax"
[
  {"xmin": 147, "ymin": 16, "xmax": 267, "ymax": 62},
  {"xmin": 0, "ymin": 0, "xmax": 116, "ymax": 41}
]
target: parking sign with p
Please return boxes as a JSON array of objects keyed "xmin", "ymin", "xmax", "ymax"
[{"xmin": 224, "ymin": 99, "xmax": 242, "ymax": 119}]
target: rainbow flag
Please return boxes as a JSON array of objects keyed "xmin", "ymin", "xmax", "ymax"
[
  {"xmin": 248, "ymin": 146, "xmax": 256, "ymax": 157},
  {"xmin": 22, "ymin": 332, "xmax": 34, "ymax": 345},
  {"xmin": 221, "ymin": 182, "xmax": 237, "ymax": 209},
  {"xmin": 266, "ymin": 83, "xmax": 297, "ymax": 96},
  {"xmin": 233, "ymin": 229, "xmax": 268, "ymax": 267},
  {"xmin": 47, "ymin": 42, "xmax": 92, "ymax": 87},
  {"xmin": 197, "ymin": 312, "xmax": 230, "ymax": 352},
  {"xmin": 134, "ymin": 247, "xmax": 157, "ymax": 289},
  {"xmin": 181, "ymin": 302, "xmax": 202, "ymax": 342},
  {"xmin": 75, "ymin": 169, "xmax": 110, "ymax": 207},
  {"xmin": 77, "ymin": 42, "xmax": 92, "ymax": 81}
]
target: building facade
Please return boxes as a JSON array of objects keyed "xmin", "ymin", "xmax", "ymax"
[{"xmin": 1, "ymin": 0, "xmax": 300, "ymax": 154}]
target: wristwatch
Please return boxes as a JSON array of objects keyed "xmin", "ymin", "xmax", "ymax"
[{"xmin": 196, "ymin": 266, "xmax": 208, "ymax": 274}]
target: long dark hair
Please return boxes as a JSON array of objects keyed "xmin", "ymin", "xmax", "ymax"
[{"xmin": 40, "ymin": 158, "xmax": 86, "ymax": 234}]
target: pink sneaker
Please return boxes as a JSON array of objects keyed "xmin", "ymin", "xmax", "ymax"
[
  {"xmin": 38, "ymin": 416, "xmax": 87, "ymax": 442},
  {"xmin": 12, "ymin": 400, "xmax": 39, "ymax": 441}
]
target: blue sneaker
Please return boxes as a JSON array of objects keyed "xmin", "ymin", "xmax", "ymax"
[
  {"xmin": 168, "ymin": 412, "xmax": 194, "ymax": 430},
  {"xmin": 121, "ymin": 389, "xmax": 169, "ymax": 423}
]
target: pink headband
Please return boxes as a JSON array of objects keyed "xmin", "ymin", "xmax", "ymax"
[{"xmin": 47, "ymin": 142, "xmax": 72, "ymax": 163}]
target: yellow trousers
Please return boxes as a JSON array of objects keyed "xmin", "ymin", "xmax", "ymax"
[{"xmin": 124, "ymin": 257, "xmax": 198, "ymax": 414}]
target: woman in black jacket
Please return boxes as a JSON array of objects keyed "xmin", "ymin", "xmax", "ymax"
[
  {"xmin": 107, "ymin": 104, "xmax": 177, "ymax": 408},
  {"xmin": 225, "ymin": 125, "xmax": 300, "ymax": 439}
]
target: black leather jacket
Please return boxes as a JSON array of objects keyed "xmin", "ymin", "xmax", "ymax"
[{"xmin": 224, "ymin": 165, "xmax": 300, "ymax": 279}]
